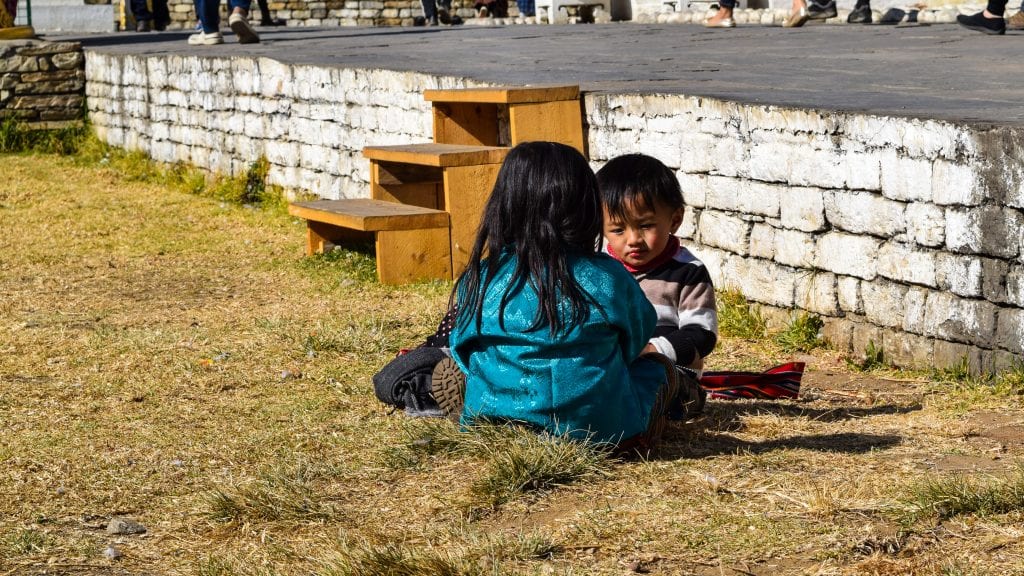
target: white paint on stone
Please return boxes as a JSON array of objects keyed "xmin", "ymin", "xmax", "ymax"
[
  {"xmin": 861, "ymin": 280, "xmax": 908, "ymax": 329},
  {"xmin": 932, "ymin": 160, "xmax": 984, "ymax": 207},
  {"xmin": 837, "ymin": 276, "xmax": 862, "ymax": 314},
  {"xmin": 924, "ymin": 292, "xmax": 998, "ymax": 347},
  {"xmin": 876, "ymin": 242, "xmax": 937, "ymax": 288},
  {"xmin": 824, "ymin": 190, "xmax": 906, "ymax": 237},
  {"xmin": 815, "ymin": 232, "xmax": 880, "ymax": 280},
  {"xmin": 697, "ymin": 210, "xmax": 750, "ymax": 255},
  {"xmin": 904, "ymin": 202, "xmax": 945, "ymax": 247},
  {"xmin": 935, "ymin": 252, "xmax": 983, "ymax": 298},
  {"xmin": 748, "ymin": 223, "xmax": 776, "ymax": 260},
  {"xmin": 881, "ymin": 149, "xmax": 932, "ymax": 202},
  {"xmin": 795, "ymin": 271, "xmax": 839, "ymax": 316},
  {"xmin": 773, "ymin": 228, "xmax": 816, "ymax": 269},
  {"xmin": 779, "ymin": 187, "xmax": 827, "ymax": 233}
]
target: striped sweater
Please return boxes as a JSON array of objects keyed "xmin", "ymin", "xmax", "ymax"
[{"xmin": 605, "ymin": 237, "xmax": 718, "ymax": 367}]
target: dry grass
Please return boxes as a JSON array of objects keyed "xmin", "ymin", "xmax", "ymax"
[{"xmin": 3, "ymin": 148, "xmax": 1024, "ymax": 576}]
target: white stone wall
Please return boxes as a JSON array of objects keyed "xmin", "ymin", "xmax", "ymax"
[
  {"xmin": 84, "ymin": 52, "xmax": 1024, "ymax": 372},
  {"xmin": 85, "ymin": 53, "xmax": 486, "ymax": 198},
  {"xmin": 586, "ymin": 92, "xmax": 1024, "ymax": 372}
]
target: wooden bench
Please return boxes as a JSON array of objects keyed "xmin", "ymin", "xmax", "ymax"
[{"xmin": 288, "ymin": 198, "xmax": 452, "ymax": 285}]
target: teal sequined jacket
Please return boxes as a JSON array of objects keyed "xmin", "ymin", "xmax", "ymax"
[{"xmin": 449, "ymin": 252, "xmax": 665, "ymax": 445}]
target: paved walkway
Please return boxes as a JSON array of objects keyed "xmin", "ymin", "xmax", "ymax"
[{"xmin": 61, "ymin": 23, "xmax": 1023, "ymax": 126}]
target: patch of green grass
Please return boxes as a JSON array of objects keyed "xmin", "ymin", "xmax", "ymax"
[
  {"xmin": 717, "ymin": 289, "xmax": 767, "ymax": 340},
  {"xmin": 995, "ymin": 362, "xmax": 1024, "ymax": 395},
  {"xmin": 298, "ymin": 245, "xmax": 378, "ymax": 285},
  {"xmin": 2, "ymin": 528, "xmax": 50, "ymax": 555},
  {"xmin": 206, "ymin": 461, "xmax": 341, "ymax": 523},
  {"xmin": 0, "ymin": 117, "xmax": 90, "ymax": 155},
  {"xmin": 900, "ymin": 467, "xmax": 1024, "ymax": 522},
  {"xmin": 848, "ymin": 340, "xmax": 887, "ymax": 372},
  {"xmin": 774, "ymin": 312, "xmax": 824, "ymax": 353}
]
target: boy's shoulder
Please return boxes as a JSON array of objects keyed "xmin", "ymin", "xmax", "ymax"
[{"xmin": 667, "ymin": 244, "xmax": 707, "ymax": 269}]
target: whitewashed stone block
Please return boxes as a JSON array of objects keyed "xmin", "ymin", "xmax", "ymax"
[
  {"xmin": 923, "ymin": 292, "xmax": 997, "ymax": 347},
  {"xmin": 637, "ymin": 131, "xmax": 684, "ymax": 170},
  {"xmin": 711, "ymin": 138, "xmax": 743, "ymax": 178},
  {"xmin": 679, "ymin": 132, "xmax": 716, "ymax": 174},
  {"xmin": 815, "ymin": 232, "xmax": 880, "ymax": 280},
  {"xmin": 945, "ymin": 206, "xmax": 1023, "ymax": 258},
  {"xmin": 932, "ymin": 160, "xmax": 983, "ymax": 206},
  {"xmin": 997, "ymin": 308, "xmax": 1024, "ymax": 354},
  {"xmin": 824, "ymin": 190, "xmax": 905, "ymax": 237},
  {"xmin": 678, "ymin": 210, "xmax": 698, "ymax": 240},
  {"xmin": 876, "ymin": 242, "xmax": 937, "ymax": 288},
  {"xmin": 902, "ymin": 286, "xmax": 930, "ymax": 334},
  {"xmin": 1006, "ymin": 265, "xmax": 1024, "ymax": 308},
  {"xmin": 779, "ymin": 187, "xmax": 827, "ymax": 232},
  {"xmin": 677, "ymin": 172, "xmax": 707, "ymax": 208},
  {"xmin": 837, "ymin": 276, "xmax": 862, "ymax": 314},
  {"xmin": 862, "ymin": 279, "xmax": 908, "ymax": 328},
  {"xmin": 904, "ymin": 202, "xmax": 945, "ymax": 247},
  {"xmin": 698, "ymin": 210, "xmax": 750, "ymax": 255},
  {"xmin": 746, "ymin": 141, "xmax": 791, "ymax": 184},
  {"xmin": 935, "ymin": 253, "xmax": 982, "ymax": 298},
  {"xmin": 795, "ymin": 271, "xmax": 839, "ymax": 316},
  {"xmin": 749, "ymin": 223, "xmax": 776, "ymax": 259},
  {"xmin": 726, "ymin": 257, "xmax": 797, "ymax": 307},
  {"xmin": 881, "ymin": 150, "xmax": 932, "ymax": 202},
  {"xmin": 843, "ymin": 150, "xmax": 882, "ymax": 191},
  {"xmin": 790, "ymin": 148, "xmax": 846, "ymax": 190},
  {"xmin": 773, "ymin": 228, "xmax": 816, "ymax": 268},
  {"xmin": 693, "ymin": 246, "xmax": 730, "ymax": 289}
]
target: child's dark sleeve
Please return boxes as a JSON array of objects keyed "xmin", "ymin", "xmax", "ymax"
[{"xmin": 645, "ymin": 260, "xmax": 718, "ymax": 367}]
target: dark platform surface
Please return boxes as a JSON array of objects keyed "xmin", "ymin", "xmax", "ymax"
[{"xmin": 59, "ymin": 22, "xmax": 1024, "ymax": 127}]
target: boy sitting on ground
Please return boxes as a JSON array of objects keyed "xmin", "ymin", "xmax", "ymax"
[{"xmin": 597, "ymin": 153, "xmax": 719, "ymax": 420}]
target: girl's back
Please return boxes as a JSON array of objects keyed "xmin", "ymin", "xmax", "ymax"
[{"xmin": 447, "ymin": 142, "xmax": 668, "ymax": 445}]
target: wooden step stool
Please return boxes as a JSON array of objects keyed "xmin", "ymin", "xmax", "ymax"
[{"xmin": 289, "ymin": 85, "xmax": 584, "ymax": 285}]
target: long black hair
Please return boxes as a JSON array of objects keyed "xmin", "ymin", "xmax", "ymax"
[{"xmin": 453, "ymin": 141, "xmax": 603, "ymax": 336}]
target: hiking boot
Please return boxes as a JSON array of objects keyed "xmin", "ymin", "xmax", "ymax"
[
  {"xmin": 807, "ymin": 0, "xmax": 836, "ymax": 19},
  {"xmin": 1007, "ymin": 10, "xmax": 1024, "ymax": 28},
  {"xmin": 847, "ymin": 4, "xmax": 871, "ymax": 23},
  {"xmin": 431, "ymin": 357, "xmax": 465, "ymax": 422},
  {"xmin": 438, "ymin": 7, "xmax": 452, "ymax": 23},
  {"xmin": 187, "ymin": 31, "xmax": 224, "ymax": 45},
  {"xmin": 957, "ymin": 10, "xmax": 1005, "ymax": 34},
  {"xmin": 667, "ymin": 367, "xmax": 707, "ymax": 422},
  {"xmin": 229, "ymin": 12, "xmax": 261, "ymax": 43}
]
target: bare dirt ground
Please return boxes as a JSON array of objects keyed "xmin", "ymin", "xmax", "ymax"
[{"xmin": 2, "ymin": 153, "xmax": 1024, "ymax": 576}]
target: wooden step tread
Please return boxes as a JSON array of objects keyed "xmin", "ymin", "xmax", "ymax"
[
  {"xmin": 362, "ymin": 143, "xmax": 509, "ymax": 167},
  {"xmin": 423, "ymin": 85, "xmax": 579, "ymax": 105},
  {"xmin": 288, "ymin": 199, "xmax": 449, "ymax": 232}
]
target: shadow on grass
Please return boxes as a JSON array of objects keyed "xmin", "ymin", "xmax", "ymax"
[
  {"xmin": 711, "ymin": 399, "xmax": 925, "ymax": 423},
  {"xmin": 660, "ymin": 431, "xmax": 904, "ymax": 460}
]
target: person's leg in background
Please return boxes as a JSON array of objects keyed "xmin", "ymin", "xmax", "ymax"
[
  {"xmin": 703, "ymin": 0, "xmax": 735, "ymax": 27},
  {"xmin": 151, "ymin": 0, "xmax": 170, "ymax": 29},
  {"xmin": 517, "ymin": 0, "xmax": 534, "ymax": 17},
  {"xmin": 130, "ymin": 0, "xmax": 154, "ymax": 31},
  {"xmin": 957, "ymin": 0, "xmax": 1007, "ymax": 34},
  {"xmin": 421, "ymin": 0, "xmax": 438, "ymax": 25},
  {"xmin": 228, "ymin": 0, "xmax": 261, "ymax": 43},
  {"xmin": 189, "ymin": 0, "xmax": 224, "ymax": 45},
  {"xmin": 847, "ymin": 0, "xmax": 871, "ymax": 23}
]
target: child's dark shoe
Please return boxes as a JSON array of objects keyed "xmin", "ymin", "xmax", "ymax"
[
  {"xmin": 957, "ymin": 11, "xmax": 1005, "ymax": 34},
  {"xmin": 431, "ymin": 357, "xmax": 465, "ymax": 422},
  {"xmin": 667, "ymin": 366, "xmax": 706, "ymax": 421}
]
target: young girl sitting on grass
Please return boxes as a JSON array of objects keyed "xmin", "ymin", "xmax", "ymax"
[{"xmin": 430, "ymin": 141, "xmax": 681, "ymax": 451}]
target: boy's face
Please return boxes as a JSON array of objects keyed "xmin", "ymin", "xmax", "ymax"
[{"xmin": 603, "ymin": 198, "xmax": 683, "ymax": 269}]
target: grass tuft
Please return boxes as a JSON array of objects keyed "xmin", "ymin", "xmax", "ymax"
[
  {"xmin": 463, "ymin": 425, "xmax": 613, "ymax": 509},
  {"xmin": 206, "ymin": 462, "xmax": 340, "ymax": 523},
  {"xmin": 717, "ymin": 289, "xmax": 767, "ymax": 340},
  {"xmin": 2, "ymin": 528, "xmax": 50, "ymax": 555},
  {"xmin": 774, "ymin": 312, "xmax": 824, "ymax": 353},
  {"xmin": 900, "ymin": 467, "xmax": 1024, "ymax": 522},
  {"xmin": 848, "ymin": 339, "xmax": 887, "ymax": 372},
  {"xmin": 0, "ymin": 118, "xmax": 91, "ymax": 155},
  {"xmin": 322, "ymin": 541, "xmax": 477, "ymax": 576}
]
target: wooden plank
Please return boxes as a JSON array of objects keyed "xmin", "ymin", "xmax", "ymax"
[
  {"xmin": 305, "ymin": 221, "xmax": 373, "ymax": 255},
  {"xmin": 370, "ymin": 161, "xmax": 443, "ymax": 208},
  {"xmin": 443, "ymin": 163, "xmax": 501, "ymax": 275},
  {"xmin": 509, "ymin": 99, "xmax": 586, "ymax": 153},
  {"xmin": 288, "ymin": 199, "xmax": 449, "ymax": 232},
  {"xmin": 432, "ymin": 102, "xmax": 500, "ymax": 146},
  {"xmin": 363, "ymin": 143, "xmax": 509, "ymax": 167},
  {"xmin": 424, "ymin": 85, "xmax": 580, "ymax": 105},
  {"xmin": 377, "ymin": 227, "xmax": 453, "ymax": 284}
]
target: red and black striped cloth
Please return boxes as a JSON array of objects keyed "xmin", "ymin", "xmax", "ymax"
[{"xmin": 699, "ymin": 362, "xmax": 804, "ymax": 400}]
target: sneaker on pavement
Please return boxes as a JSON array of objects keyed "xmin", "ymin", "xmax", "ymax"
[
  {"xmin": 188, "ymin": 31, "xmax": 224, "ymax": 45},
  {"xmin": 846, "ymin": 4, "xmax": 871, "ymax": 22},
  {"xmin": 957, "ymin": 10, "xmax": 1005, "ymax": 34},
  {"xmin": 229, "ymin": 12, "xmax": 261, "ymax": 43},
  {"xmin": 431, "ymin": 357, "xmax": 465, "ymax": 422},
  {"xmin": 1007, "ymin": 10, "xmax": 1024, "ymax": 28},
  {"xmin": 807, "ymin": 0, "xmax": 837, "ymax": 19}
]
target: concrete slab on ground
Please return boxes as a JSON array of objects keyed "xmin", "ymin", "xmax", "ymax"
[{"xmin": 56, "ymin": 23, "xmax": 1023, "ymax": 126}]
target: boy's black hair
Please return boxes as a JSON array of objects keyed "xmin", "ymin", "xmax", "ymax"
[
  {"xmin": 596, "ymin": 154, "xmax": 684, "ymax": 222},
  {"xmin": 453, "ymin": 141, "xmax": 602, "ymax": 336}
]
